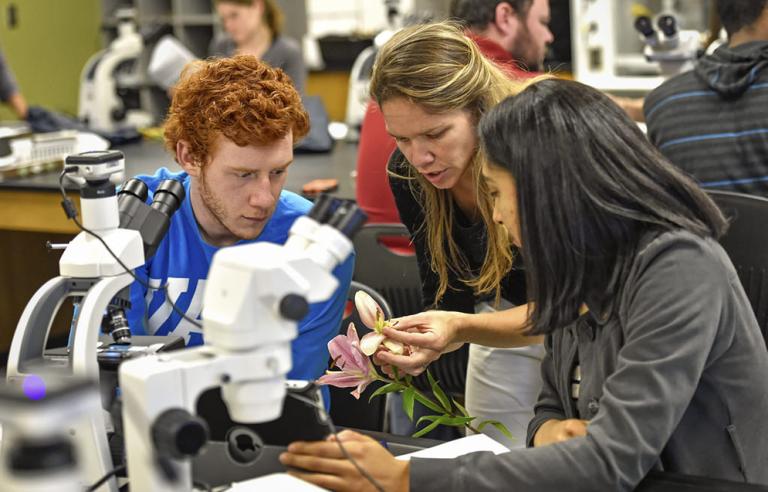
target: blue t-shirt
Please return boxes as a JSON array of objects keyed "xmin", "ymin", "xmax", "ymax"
[{"xmin": 125, "ymin": 168, "xmax": 354, "ymax": 387}]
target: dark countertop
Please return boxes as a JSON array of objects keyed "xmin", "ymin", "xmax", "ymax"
[{"xmin": 0, "ymin": 138, "xmax": 358, "ymax": 201}]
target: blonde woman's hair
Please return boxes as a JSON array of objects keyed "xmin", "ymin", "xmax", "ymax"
[
  {"xmin": 215, "ymin": 0, "xmax": 284, "ymax": 36},
  {"xmin": 369, "ymin": 21, "xmax": 527, "ymax": 306}
]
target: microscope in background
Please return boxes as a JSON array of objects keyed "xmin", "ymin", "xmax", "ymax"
[
  {"xmin": 5, "ymin": 149, "xmax": 186, "ymax": 491},
  {"xmin": 0, "ymin": 379, "xmax": 102, "ymax": 492},
  {"xmin": 634, "ymin": 13, "xmax": 701, "ymax": 77},
  {"xmin": 78, "ymin": 8, "xmax": 154, "ymax": 134},
  {"xmin": 120, "ymin": 195, "xmax": 365, "ymax": 491}
]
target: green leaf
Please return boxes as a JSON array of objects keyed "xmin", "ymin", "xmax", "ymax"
[
  {"xmin": 426, "ymin": 370, "xmax": 452, "ymax": 412},
  {"xmin": 478, "ymin": 420, "xmax": 515, "ymax": 441},
  {"xmin": 393, "ymin": 365, "xmax": 400, "ymax": 382},
  {"xmin": 368, "ymin": 382, "xmax": 403, "ymax": 403},
  {"xmin": 414, "ymin": 414, "xmax": 443, "ymax": 427},
  {"xmin": 412, "ymin": 390, "xmax": 445, "ymax": 414},
  {"xmin": 452, "ymin": 398, "xmax": 470, "ymax": 418},
  {"xmin": 439, "ymin": 416, "xmax": 476, "ymax": 427},
  {"xmin": 405, "ymin": 374, "xmax": 413, "ymax": 385},
  {"xmin": 411, "ymin": 417, "xmax": 443, "ymax": 438},
  {"xmin": 402, "ymin": 387, "xmax": 416, "ymax": 421},
  {"xmin": 411, "ymin": 415, "xmax": 476, "ymax": 438}
]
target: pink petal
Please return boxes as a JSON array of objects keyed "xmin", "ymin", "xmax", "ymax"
[
  {"xmin": 318, "ymin": 371, "xmax": 367, "ymax": 388},
  {"xmin": 351, "ymin": 378, "xmax": 374, "ymax": 399},
  {"xmin": 345, "ymin": 322, "xmax": 360, "ymax": 344},
  {"xmin": 327, "ymin": 334, "xmax": 360, "ymax": 369},
  {"xmin": 360, "ymin": 332, "xmax": 386, "ymax": 356},
  {"xmin": 355, "ymin": 290, "xmax": 381, "ymax": 330}
]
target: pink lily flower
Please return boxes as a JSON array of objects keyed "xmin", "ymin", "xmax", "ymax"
[
  {"xmin": 355, "ymin": 290, "xmax": 406, "ymax": 356},
  {"xmin": 317, "ymin": 323, "xmax": 378, "ymax": 399}
]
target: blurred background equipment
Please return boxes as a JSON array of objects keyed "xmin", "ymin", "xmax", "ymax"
[
  {"xmin": 78, "ymin": 8, "xmax": 153, "ymax": 134},
  {"xmin": 634, "ymin": 12, "xmax": 700, "ymax": 76},
  {"xmin": 0, "ymin": 378, "xmax": 103, "ymax": 492},
  {"xmin": 570, "ymin": 0, "xmax": 715, "ymax": 94}
]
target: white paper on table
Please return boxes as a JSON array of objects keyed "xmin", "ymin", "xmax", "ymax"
[
  {"xmin": 224, "ymin": 473, "xmax": 327, "ymax": 491},
  {"xmin": 396, "ymin": 433, "xmax": 510, "ymax": 461}
]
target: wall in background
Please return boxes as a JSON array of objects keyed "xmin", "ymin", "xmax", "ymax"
[{"xmin": 0, "ymin": 0, "xmax": 102, "ymax": 120}]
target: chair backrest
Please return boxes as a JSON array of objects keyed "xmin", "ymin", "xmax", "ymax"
[
  {"xmin": 327, "ymin": 281, "xmax": 392, "ymax": 432},
  {"xmin": 708, "ymin": 190, "xmax": 768, "ymax": 343},
  {"xmin": 352, "ymin": 223, "xmax": 423, "ymax": 318}
]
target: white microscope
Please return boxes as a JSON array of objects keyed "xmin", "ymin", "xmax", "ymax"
[
  {"xmin": 5, "ymin": 149, "xmax": 186, "ymax": 491},
  {"xmin": 119, "ymin": 195, "xmax": 365, "ymax": 491},
  {"xmin": 78, "ymin": 8, "xmax": 154, "ymax": 133},
  {"xmin": 634, "ymin": 13, "xmax": 701, "ymax": 77}
]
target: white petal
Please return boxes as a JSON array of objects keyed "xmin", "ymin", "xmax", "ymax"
[
  {"xmin": 360, "ymin": 332, "xmax": 386, "ymax": 356},
  {"xmin": 355, "ymin": 290, "xmax": 382, "ymax": 330},
  {"xmin": 382, "ymin": 339, "xmax": 405, "ymax": 355}
]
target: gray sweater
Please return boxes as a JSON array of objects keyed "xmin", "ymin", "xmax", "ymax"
[{"xmin": 410, "ymin": 230, "xmax": 768, "ymax": 491}]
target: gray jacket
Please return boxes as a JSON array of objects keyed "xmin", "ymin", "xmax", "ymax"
[{"xmin": 410, "ymin": 230, "xmax": 768, "ymax": 491}]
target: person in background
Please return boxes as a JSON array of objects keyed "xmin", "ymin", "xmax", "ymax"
[
  {"xmin": 282, "ymin": 76, "xmax": 768, "ymax": 492},
  {"xmin": 209, "ymin": 0, "xmax": 306, "ymax": 93},
  {"xmin": 0, "ymin": 47, "xmax": 27, "ymax": 119},
  {"xmin": 450, "ymin": 0, "xmax": 553, "ymax": 74},
  {"xmin": 125, "ymin": 55, "xmax": 353, "ymax": 393},
  {"xmin": 645, "ymin": 0, "xmax": 768, "ymax": 197},
  {"xmin": 355, "ymin": 0, "xmax": 552, "ymax": 227},
  {"xmin": 363, "ymin": 22, "xmax": 545, "ymax": 447}
]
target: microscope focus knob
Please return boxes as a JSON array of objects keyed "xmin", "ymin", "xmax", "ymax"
[
  {"xmin": 151, "ymin": 408, "xmax": 209, "ymax": 459},
  {"xmin": 279, "ymin": 293, "xmax": 310, "ymax": 321}
]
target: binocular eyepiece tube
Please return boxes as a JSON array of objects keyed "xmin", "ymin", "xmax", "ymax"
[{"xmin": 307, "ymin": 193, "xmax": 367, "ymax": 238}]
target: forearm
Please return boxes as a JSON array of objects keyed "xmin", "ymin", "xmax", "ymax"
[
  {"xmin": 452, "ymin": 303, "xmax": 542, "ymax": 347},
  {"xmin": 8, "ymin": 92, "xmax": 27, "ymax": 119}
]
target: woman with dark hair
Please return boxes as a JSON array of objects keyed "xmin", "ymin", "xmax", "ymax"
[{"xmin": 281, "ymin": 78, "xmax": 768, "ymax": 491}]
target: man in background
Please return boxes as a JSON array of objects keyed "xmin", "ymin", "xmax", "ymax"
[
  {"xmin": 645, "ymin": 0, "xmax": 768, "ymax": 197},
  {"xmin": 449, "ymin": 0, "xmax": 553, "ymax": 74}
]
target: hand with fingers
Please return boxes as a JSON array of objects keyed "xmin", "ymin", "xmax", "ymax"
[
  {"xmin": 533, "ymin": 419, "xmax": 589, "ymax": 447},
  {"xmin": 280, "ymin": 430, "xmax": 409, "ymax": 492},
  {"xmin": 373, "ymin": 310, "xmax": 468, "ymax": 376}
]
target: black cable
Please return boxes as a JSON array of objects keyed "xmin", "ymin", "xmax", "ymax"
[
  {"xmin": 58, "ymin": 169, "xmax": 202, "ymax": 329},
  {"xmin": 86, "ymin": 464, "xmax": 126, "ymax": 491},
  {"xmin": 287, "ymin": 392, "xmax": 386, "ymax": 492}
]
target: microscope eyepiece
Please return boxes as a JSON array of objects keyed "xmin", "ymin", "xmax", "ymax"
[
  {"xmin": 119, "ymin": 178, "xmax": 149, "ymax": 202},
  {"xmin": 151, "ymin": 179, "xmax": 186, "ymax": 218},
  {"xmin": 118, "ymin": 179, "xmax": 186, "ymax": 261},
  {"xmin": 657, "ymin": 15, "xmax": 677, "ymax": 37},
  {"xmin": 634, "ymin": 16, "xmax": 655, "ymax": 38},
  {"xmin": 308, "ymin": 193, "xmax": 342, "ymax": 224},
  {"xmin": 327, "ymin": 201, "xmax": 368, "ymax": 238}
]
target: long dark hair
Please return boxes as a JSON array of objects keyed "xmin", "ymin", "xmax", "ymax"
[{"xmin": 478, "ymin": 78, "xmax": 728, "ymax": 334}]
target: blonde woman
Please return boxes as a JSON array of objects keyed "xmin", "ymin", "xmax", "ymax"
[
  {"xmin": 363, "ymin": 22, "xmax": 545, "ymax": 446},
  {"xmin": 209, "ymin": 0, "xmax": 306, "ymax": 93}
]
